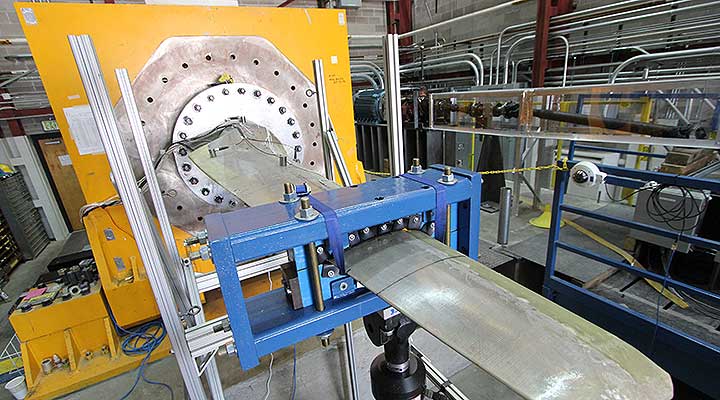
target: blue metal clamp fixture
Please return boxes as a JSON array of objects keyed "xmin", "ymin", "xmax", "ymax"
[{"xmin": 206, "ymin": 165, "xmax": 482, "ymax": 370}]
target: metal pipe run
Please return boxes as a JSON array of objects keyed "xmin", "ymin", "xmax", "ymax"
[
  {"xmin": 609, "ymin": 46, "xmax": 720, "ymax": 83},
  {"xmin": 401, "ymin": 53, "xmax": 484, "ymax": 85},
  {"xmin": 350, "ymin": 61, "xmax": 385, "ymax": 88},
  {"xmin": 351, "ymin": 73, "xmax": 379, "ymax": 89},
  {"xmin": 400, "ymin": 60, "xmax": 481, "ymax": 86},
  {"xmin": 399, "ymin": 0, "xmax": 530, "ymax": 40}
]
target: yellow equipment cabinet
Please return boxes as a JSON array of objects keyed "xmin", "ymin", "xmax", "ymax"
[
  {"xmin": 8, "ymin": 285, "xmax": 171, "ymax": 400},
  {"xmin": 14, "ymin": 3, "xmax": 362, "ymax": 398}
]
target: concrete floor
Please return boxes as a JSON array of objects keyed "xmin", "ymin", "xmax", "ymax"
[{"xmin": 0, "ymin": 188, "xmax": 668, "ymax": 400}]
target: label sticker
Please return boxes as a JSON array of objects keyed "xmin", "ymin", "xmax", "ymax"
[
  {"xmin": 338, "ymin": 12, "xmax": 345, "ymax": 26},
  {"xmin": 67, "ymin": 94, "xmax": 81, "ymax": 100},
  {"xmin": 58, "ymin": 154, "xmax": 72, "ymax": 166},
  {"xmin": 63, "ymin": 105, "xmax": 105, "ymax": 155},
  {"xmin": 330, "ymin": 55, "xmax": 338, "ymax": 65},
  {"xmin": 21, "ymin": 8, "xmax": 37, "ymax": 25}
]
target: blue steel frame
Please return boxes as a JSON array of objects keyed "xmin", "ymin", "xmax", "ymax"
[
  {"xmin": 544, "ymin": 160, "xmax": 720, "ymax": 398},
  {"xmin": 206, "ymin": 165, "xmax": 481, "ymax": 370}
]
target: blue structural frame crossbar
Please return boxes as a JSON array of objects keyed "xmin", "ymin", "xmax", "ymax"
[
  {"xmin": 544, "ymin": 159, "xmax": 720, "ymax": 398},
  {"xmin": 205, "ymin": 165, "xmax": 481, "ymax": 370}
]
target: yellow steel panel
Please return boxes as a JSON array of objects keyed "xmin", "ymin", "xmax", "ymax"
[
  {"xmin": 9, "ymin": 288, "xmax": 107, "ymax": 341},
  {"xmin": 16, "ymin": 2, "xmax": 364, "ymax": 205}
]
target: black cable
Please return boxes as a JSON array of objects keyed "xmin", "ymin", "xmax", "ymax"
[{"xmin": 603, "ymin": 183, "xmax": 646, "ymax": 203}]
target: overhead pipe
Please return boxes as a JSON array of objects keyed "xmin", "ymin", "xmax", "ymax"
[
  {"xmin": 351, "ymin": 73, "xmax": 379, "ymax": 89},
  {"xmin": 428, "ymin": 13, "xmax": 720, "ymax": 70},
  {"xmin": 400, "ymin": 60, "xmax": 481, "ymax": 86},
  {"xmin": 402, "ymin": 53, "xmax": 484, "ymax": 85},
  {"xmin": 609, "ymin": 46, "xmax": 720, "ymax": 83},
  {"xmin": 398, "ymin": 0, "xmax": 530, "ymax": 40},
  {"xmin": 419, "ymin": 0, "xmax": 657, "ymax": 59},
  {"xmin": 350, "ymin": 63, "xmax": 385, "ymax": 88},
  {"xmin": 504, "ymin": 35, "xmax": 569, "ymax": 86}
]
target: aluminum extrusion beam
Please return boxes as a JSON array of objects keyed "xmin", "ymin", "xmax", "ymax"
[
  {"xmin": 384, "ymin": 34, "xmax": 405, "ymax": 175},
  {"xmin": 312, "ymin": 59, "xmax": 334, "ymax": 181},
  {"xmin": 68, "ymin": 34, "xmax": 208, "ymax": 400}
]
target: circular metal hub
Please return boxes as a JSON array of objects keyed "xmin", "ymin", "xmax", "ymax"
[{"xmin": 114, "ymin": 36, "xmax": 325, "ymax": 232}]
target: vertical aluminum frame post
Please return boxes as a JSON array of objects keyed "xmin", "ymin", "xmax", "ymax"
[
  {"xmin": 312, "ymin": 59, "xmax": 353, "ymax": 187},
  {"xmin": 312, "ymin": 59, "xmax": 359, "ymax": 398},
  {"xmin": 312, "ymin": 59, "xmax": 335, "ymax": 181},
  {"xmin": 384, "ymin": 34, "xmax": 405, "ymax": 176},
  {"xmin": 115, "ymin": 69, "xmax": 224, "ymax": 400},
  {"xmin": 68, "ymin": 34, "xmax": 208, "ymax": 400}
]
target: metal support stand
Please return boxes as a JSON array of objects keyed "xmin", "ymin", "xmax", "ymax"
[
  {"xmin": 312, "ymin": 59, "xmax": 359, "ymax": 398},
  {"xmin": 68, "ymin": 34, "xmax": 208, "ymax": 400},
  {"xmin": 116, "ymin": 69, "xmax": 224, "ymax": 400},
  {"xmin": 343, "ymin": 322, "xmax": 360, "ymax": 400},
  {"xmin": 313, "ymin": 59, "xmax": 353, "ymax": 186},
  {"xmin": 384, "ymin": 34, "xmax": 405, "ymax": 176}
]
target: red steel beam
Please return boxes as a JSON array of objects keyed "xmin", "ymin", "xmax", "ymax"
[
  {"xmin": 531, "ymin": 0, "xmax": 574, "ymax": 87},
  {"xmin": 386, "ymin": 0, "xmax": 413, "ymax": 46}
]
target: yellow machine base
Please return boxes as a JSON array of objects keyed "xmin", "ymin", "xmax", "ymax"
[{"xmin": 26, "ymin": 338, "xmax": 171, "ymax": 400}]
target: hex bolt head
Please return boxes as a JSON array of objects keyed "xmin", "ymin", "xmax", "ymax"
[
  {"xmin": 238, "ymin": 88, "xmax": 246, "ymax": 95},
  {"xmin": 279, "ymin": 107, "xmax": 286, "ymax": 114},
  {"xmin": 396, "ymin": 218, "xmax": 403, "ymax": 224},
  {"xmin": 222, "ymin": 88, "xmax": 230, "ymax": 95},
  {"xmin": 380, "ymin": 224, "xmax": 388, "ymax": 231},
  {"xmin": 327, "ymin": 270, "xmax": 336, "ymax": 278},
  {"xmin": 294, "ymin": 145, "xmax": 302, "ymax": 153},
  {"xmin": 214, "ymin": 196, "xmax": 224, "ymax": 204},
  {"xmin": 228, "ymin": 200, "xmax": 237, "ymax": 207},
  {"xmin": 267, "ymin": 97, "xmax": 275, "ymax": 104},
  {"xmin": 178, "ymin": 148, "xmax": 188, "ymax": 156},
  {"xmin": 193, "ymin": 104, "xmax": 202, "ymax": 112},
  {"xmin": 207, "ymin": 95, "xmax": 215, "ymax": 102},
  {"xmin": 189, "ymin": 177, "xmax": 199, "ymax": 185},
  {"xmin": 182, "ymin": 163, "xmax": 191, "ymax": 172},
  {"xmin": 179, "ymin": 132, "xmax": 187, "ymax": 139},
  {"xmin": 292, "ymin": 131, "xmax": 301, "ymax": 139},
  {"xmin": 362, "ymin": 227, "xmax": 370, "ymax": 234},
  {"xmin": 201, "ymin": 188, "xmax": 210, "ymax": 196},
  {"xmin": 348, "ymin": 233, "xmax": 356, "ymax": 241},
  {"xmin": 254, "ymin": 90, "xmax": 262, "ymax": 98},
  {"xmin": 183, "ymin": 116, "xmax": 193, "ymax": 126},
  {"xmin": 287, "ymin": 118, "xmax": 296, "ymax": 126},
  {"xmin": 316, "ymin": 247, "xmax": 324, "ymax": 255}
]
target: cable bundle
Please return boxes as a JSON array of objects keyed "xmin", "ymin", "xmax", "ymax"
[
  {"xmin": 108, "ymin": 310, "xmax": 173, "ymax": 400},
  {"xmin": 644, "ymin": 183, "xmax": 707, "ymax": 233}
]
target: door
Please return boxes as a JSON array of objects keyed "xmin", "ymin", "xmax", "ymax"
[{"xmin": 37, "ymin": 137, "xmax": 86, "ymax": 231}]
